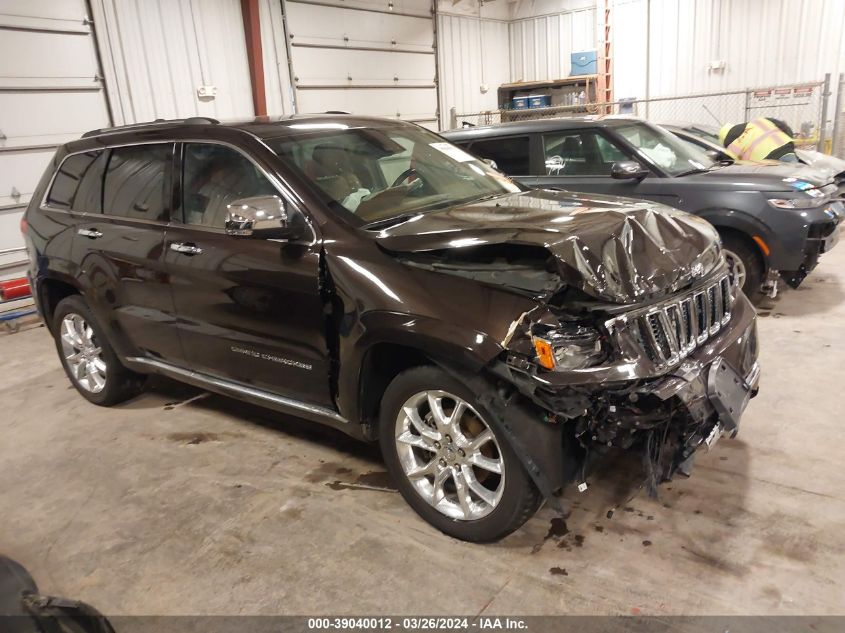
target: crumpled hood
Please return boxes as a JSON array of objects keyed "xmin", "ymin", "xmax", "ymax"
[
  {"xmin": 795, "ymin": 149, "xmax": 845, "ymax": 178},
  {"xmin": 369, "ymin": 189, "xmax": 723, "ymax": 304}
]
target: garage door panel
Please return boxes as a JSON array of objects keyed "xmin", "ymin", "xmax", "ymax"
[
  {"xmin": 301, "ymin": 0, "xmax": 431, "ymax": 17},
  {"xmin": 287, "ymin": 0, "xmax": 437, "ymax": 128},
  {"xmin": 0, "ymin": 91, "xmax": 109, "ymax": 143},
  {"xmin": 0, "ymin": 0, "xmax": 89, "ymax": 21},
  {"xmin": 0, "ymin": 148, "xmax": 54, "ymax": 207},
  {"xmin": 296, "ymin": 88, "xmax": 436, "ymax": 121},
  {"xmin": 287, "ymin": 3, "xmax": 433, "ymax": 51},
  {"xmin": 0, "ymin": 207, "xmax": 27, "ymax": 279},
  {"xmin": 0, "ymin": 30, "xmax": 100, "ymax": 84},
  {"xmin": 293, "ymin": 47, "xmax": 434, "ymax": 87}
]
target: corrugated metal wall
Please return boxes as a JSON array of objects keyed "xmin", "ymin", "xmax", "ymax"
[
  {"xmin": 90, "ymin": 0, "xmax": 254, "ymax": 124},
  {"xmin": 508, "ymin": 7, "xmax": 596, "ymax": 82},
  {"xmin": 613, "ymin": 0, "xmax": 845, "ymax": 100},
  {"xmin": 436, "ymin": 1, "xmax": 596, "ymax": 124},
  {"xmin": 436, "ymin": 13, "xmax": 510, "ymax": 127}
]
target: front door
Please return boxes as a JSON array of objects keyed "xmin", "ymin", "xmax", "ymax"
[
  {"xmin": 163, "ymin": 142, "xmax": 332, "ymax": 407},
  {"xmin": 520, "ymin": 129, "xmax": 683, "ymax": 208}
]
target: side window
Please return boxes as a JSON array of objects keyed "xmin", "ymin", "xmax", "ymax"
[
  {"xmin": 595, "ymin": 134, "xmax": 629, "ymax": 162},
  {"xmin": 542, "ymin": 131, "xmax": 625, "ymax": 176},
  {"xmin": 46, "ymin": 151, "xmax": 107, "ymax": 213},
  {"xmin": 182, "ymin": 143, "xmax": 278, "ymax": 228},
  {"xmin": 468, "ymin": 136, "xmax": 530, "ymax": 175},
  {"xmin": 103, "ymin": 144, "xmax": 171, "ymax": 221}
]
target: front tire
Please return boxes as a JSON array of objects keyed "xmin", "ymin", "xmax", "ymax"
[
  {"xmin": 720, "ymin": 232, "xmax": 764, "ymax": 301},
  {"xmin": 52, "ymin": 295, "xmax": 146, "ymax": 406},
  {"xmin": 379, "ymin": 366, "xmax": 541, "ymax": 542}
]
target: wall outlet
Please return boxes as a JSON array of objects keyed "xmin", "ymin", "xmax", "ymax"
[{"xmin": 197, "ymin": 85, "xmax": 217, "ymax": 99}]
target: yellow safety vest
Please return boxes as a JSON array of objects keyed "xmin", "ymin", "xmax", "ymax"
[{"xmin": 725, "ymin": 118, "xmax": 792, "ymax": 161}]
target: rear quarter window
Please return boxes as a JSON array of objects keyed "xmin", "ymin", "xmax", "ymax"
[{"xmin": 46, "ymin": 151, "xmax": 107, "ymax": 212}]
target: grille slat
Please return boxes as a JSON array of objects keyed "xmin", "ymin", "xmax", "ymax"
[
  {"xmin": 634, "ymin": 274, "xmax": 732, "ymax": 368},
  {"xmin": 680, "ymin": 298, "xmax": 694, "ymax": 351}
]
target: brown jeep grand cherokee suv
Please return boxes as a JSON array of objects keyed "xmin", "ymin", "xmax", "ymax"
[{"xmin": 22, "ymin": 115, "xmax": 760, "ymax": 542}]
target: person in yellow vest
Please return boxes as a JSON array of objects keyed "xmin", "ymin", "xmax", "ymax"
[{"xmin": 718, "ymin": 117, "xmax": 797, "ymax": 162}]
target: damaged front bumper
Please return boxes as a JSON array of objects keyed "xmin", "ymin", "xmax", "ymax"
[
  {"xmin": 492, "ymin": 277, "xmax": 760, "ymax": 497},
  {"xmin": 782, "ymin": 212, "xmax": 842, "ymax": 288}
]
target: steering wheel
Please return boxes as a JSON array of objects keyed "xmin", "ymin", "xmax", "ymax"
[{"xmin": 391, "ymin": 168, "xmax": 422, "ymax": 188}]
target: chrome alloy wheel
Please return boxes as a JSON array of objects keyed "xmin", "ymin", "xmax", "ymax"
[
  {"xmin": 60, "ymin": 313, "xmax": 107, "ymax": 394},
  {"xmin": 394, "ymin": 390, "xmax": 505, "ymax": 521},
  {"xmin": 723, "ymin": 249, "xmax": 747, "ymax": 290}
]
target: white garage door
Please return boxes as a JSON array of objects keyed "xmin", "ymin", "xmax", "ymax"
[
  {"xmin": 285, "ymin": 0, "xmax": 438, "ymax": 128},
  {"xmin": 0, "ymin": 0, "xmax": 111, "ymax": 278}
]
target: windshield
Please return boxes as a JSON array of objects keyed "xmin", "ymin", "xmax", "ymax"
[
  {"xmin": 616, "ymin": 123, "xmax": 716, "ymax": 176},
  {"xmin": 685, "ymin": 124, "xmax": 720, "ymax": 143},
  {"xmin": 265, "ymin": 124, "xmax": 520, "ymax": 224}
]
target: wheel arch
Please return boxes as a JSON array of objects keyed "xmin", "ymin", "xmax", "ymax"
[
  {"xmin": 696, "ymin": 208, "xmax": 773, "ymax": 267},
  {"xmin": 349, "ymin": 312, "xmax": 504, "ymax": 440},
  {"xmin": 37, "ymin": 275, "xmax": 82, "ymax": 332},
  {"xmin": 357, "ymin": 342, "xmax": 434, "ymax": 440}
]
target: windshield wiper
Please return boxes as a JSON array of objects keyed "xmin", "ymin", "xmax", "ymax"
[
  {"xmin": 362, "ymin": 213, "xmax": 418, "ymax": 230},
  {"xmin": 361, "ymin": 192, "xmax": 512, "ymax": 230},
  {"xmin": 674, "ymin": 167, "xmax": 711, "ymax": 177}
]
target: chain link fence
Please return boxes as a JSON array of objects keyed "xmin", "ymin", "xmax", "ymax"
[{"xmin": 448, "ymin": 79, "xmax": 831, "ymax": 152}]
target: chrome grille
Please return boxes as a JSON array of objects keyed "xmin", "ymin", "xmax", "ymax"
[{"xmin": 635, "ymin": 274, "xmax": 733, "ymax": 367}]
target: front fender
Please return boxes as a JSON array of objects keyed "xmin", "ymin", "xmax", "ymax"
[
  {"xmin": 697, "ymin": 208, "xmax": 777, "ymax": 263},
  {"xmin": 335, "ymin": 310, "xmax": 505, "ymax": 424},
  {"xmin": 357, "ymin": 311, "xmax": 503, "ymax": 369}
]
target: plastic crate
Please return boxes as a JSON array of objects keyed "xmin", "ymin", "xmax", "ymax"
[{"xmin": 528, "ymin": 95, "xmax": 551, "ymax": 109}]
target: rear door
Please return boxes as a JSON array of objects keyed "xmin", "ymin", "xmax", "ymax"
[
  {"xmin": 163, "ymin": 142, "xmax": 332, "ymax": 407},
  {"xmin": 71, "ymin": 142, "xmax": 181, "ymax": 360}
]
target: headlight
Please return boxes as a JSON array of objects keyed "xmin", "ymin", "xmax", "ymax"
[
  {"xmin": 767, "ymin": 195, "xmax": 827, "ymax": 209},
  {"xmin": 532, "ymin": 324, "xmax": 604, "ymax": 371}
]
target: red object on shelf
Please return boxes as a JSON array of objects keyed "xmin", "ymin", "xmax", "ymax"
[{"xmin": 0, "ymin": 278, "xmax": 31, "ymax": 301}]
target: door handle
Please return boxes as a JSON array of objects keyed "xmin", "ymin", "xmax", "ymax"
[
  {"xmin": 170, "ymin": 242, "xmax": 203, "ymax": 256},
  {"xmin": 77, "ymin": 228, "xmax": 103, "ymax": 239}
]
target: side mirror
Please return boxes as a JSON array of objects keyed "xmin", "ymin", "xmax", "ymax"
[
  {"xmin": 225, "ymin": 195, "xmax": 304, "ymax": 240},
  {"xmin": 611, "ymin": 160, "xmax": 649, "ymax": 180},
  {"xmin": 481, "ymin": 158, "xmax": 499, "ymax": 170}
]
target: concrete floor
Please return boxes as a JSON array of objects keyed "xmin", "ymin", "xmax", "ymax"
[{"xmin": 2, "ymin": 250, "xmax": 844, "ymax": 617}]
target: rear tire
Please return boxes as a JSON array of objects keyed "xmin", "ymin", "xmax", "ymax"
[
  {"xmin": 52, "ymin": 295, "xmax": 146, "ymax": 406},
  {"xmin": 720, "ymin": 232, "xmax": 764, "ymax": 301},
  {"xmin": 379, "ymin": 366, "xmax": 542, "ymax": 542}
]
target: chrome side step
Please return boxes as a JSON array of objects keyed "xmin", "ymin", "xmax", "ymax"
[{"xmin": 125, "ymin": 356, "xmax": 348, "ymax": 426}]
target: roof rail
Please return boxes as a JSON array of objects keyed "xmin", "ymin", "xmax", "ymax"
[
  {"xmin": 324, "ymin": 110, "xmax": 351, "ymax": 115},
  {"xmin": 81, "ymin": 117, "xmax": 220, "ymax": 138}
]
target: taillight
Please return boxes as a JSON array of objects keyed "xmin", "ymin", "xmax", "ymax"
[{"xmin": 20, "ymin": 216, "xmax": 28, "ymax": 235}]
